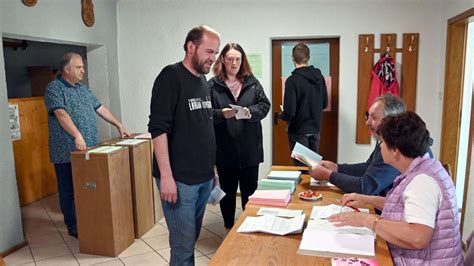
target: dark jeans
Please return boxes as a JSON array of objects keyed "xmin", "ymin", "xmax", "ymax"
[
  {"xmin": 288, "ymin": 133, "xmax": 321, "ymax": 166},
  {"xmin": 217, "ymin": 165, "xmax": 259, "ymax": 228},
  {"xmin": 54, "ymin": 163, "xmax": 77, "ymax": 235}
]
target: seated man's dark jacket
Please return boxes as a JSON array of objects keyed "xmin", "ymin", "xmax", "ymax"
[{"xmin": 330, "ymin": 139, "xmax": 434, "ymax": 196}]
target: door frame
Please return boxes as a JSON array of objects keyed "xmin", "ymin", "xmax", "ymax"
[
  {"xmin": 440, "ymin": 8, "xmax": 474, "ymax": 237},
  {"xmin": 271, "ymin": 37, "xmax": 339, "ymax": 165}
]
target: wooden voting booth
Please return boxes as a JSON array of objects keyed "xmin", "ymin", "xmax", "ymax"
[
  {"xmin": 100, "ymin": 138, "xmax": 155, "ymax": 238},
  {"xmin": 71, "ymin": 146, "xmax": 134, "ymax": 257}
]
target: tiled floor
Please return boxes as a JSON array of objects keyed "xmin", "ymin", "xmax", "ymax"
[{"xmin": 4, "ymin": 194, "xmax": 243, "ymax": 265}]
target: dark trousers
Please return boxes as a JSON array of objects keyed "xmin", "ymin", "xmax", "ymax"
[
  {"xmin": 54, "ymin": 163, "xmax": 77, "ymax": 234},
  {"xmin": 288, "ymin": 133, "xmax": 321, "ymax": 166},
  {"xmin": 217, "ymin": 164, "xmax": 259, "ymax": 228}
]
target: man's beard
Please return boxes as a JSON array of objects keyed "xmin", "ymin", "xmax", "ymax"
[{"xmin": 192, "ymin": 54, "xmax": 211, "ymax": 75}]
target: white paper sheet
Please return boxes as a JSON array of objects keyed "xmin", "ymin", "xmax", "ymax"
[
  {"xmin": 256, "ymin": 207, "xmax": 303, "ymax": 218},
  {"xmin": 229, "ymin": 104, "xmax": 251, "ymax": 120},
  {"xmin": 237, "ymin": 214, "xmax": 305, "ymax": 235},
  {"xmin": 208, "ymin": 185, "xmax": 226, "ymax": 205}
]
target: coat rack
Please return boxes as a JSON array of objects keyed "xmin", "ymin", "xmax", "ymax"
[{"xmin": 356, "ymin": 33, "xmax": 419, "ymax": 144}]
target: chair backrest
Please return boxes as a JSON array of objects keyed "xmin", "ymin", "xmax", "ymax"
[{"xmin": 466, "ymin": 231, "xmax": 474, "ymax": 266}]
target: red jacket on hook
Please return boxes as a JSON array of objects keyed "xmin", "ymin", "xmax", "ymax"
[{"xmin": 367, "ymin": 53, "xmax": 399, "ymax": 110}]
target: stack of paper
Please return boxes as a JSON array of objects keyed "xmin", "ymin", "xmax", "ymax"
[
  {"xmin": 291, "ymin": 142, "xmax": 322, "ymax": 167},
  {"xmin": 267, "ymin": 170, "xmax": 301, "ymax": 184},
  {"xmin": 256, "ymin": 207, "xmax": 303, "ymax": 218},
  {"xmin": 309, "ymin": 204, "xmax": 369, "ymax": 219},
  {"xmin": 298, "ymin": 204, "xmax": 375, "ymax": 258},
  {"xmin": 237, "ymin": 214, "xmax": 305, "ymax": 235},
  {"xmin": 298, "ymin": 219, "xmax": 375, "ymax": 258},
  {"xmin": 248, "ymin": 190, "xmax": 291, "ymax": 207},
  {"xmin": 257, "ymin": 179, "xmax": 295, "ymax": 193}
]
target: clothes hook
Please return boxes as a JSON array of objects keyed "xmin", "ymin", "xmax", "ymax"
[
  {"xmin": 409, "ymin": 35, "xmax": 414, "ymax": 52},
  {"xmin": 364, "ymin": 36, "xmax": 369, "ymax": 53}
]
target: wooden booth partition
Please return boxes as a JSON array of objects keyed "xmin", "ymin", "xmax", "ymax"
[
  {"xmin": 100, "ymin": 137, "xmax": 155, "ymax": 238},
  {"xmin": 9, "ymin": 97, "xmax": 57, "ymax": 206},
  {"xmin": 71, "ymin": 147, "xmax": 134, "ymax": 256}
]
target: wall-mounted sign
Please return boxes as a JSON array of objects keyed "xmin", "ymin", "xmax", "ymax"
[{"xmin": 9, "ymin": 104, "xmax": 21, "ymax": 141}]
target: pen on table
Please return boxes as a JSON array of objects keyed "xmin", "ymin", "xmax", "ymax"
[{"xmin": 336, "ymin": 199, "xmax": 361, "ymax": 212}]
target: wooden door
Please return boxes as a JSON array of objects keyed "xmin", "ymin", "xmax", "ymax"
[
  {"xmin": 9, "ymin": 97, "xmax": 57, "ymax": 206},
  {"xmin": 272, "ymin": 38, "xmax": 339, "ymax": 165}
]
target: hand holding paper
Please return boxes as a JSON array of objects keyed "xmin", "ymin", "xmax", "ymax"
[
  {"xmin": 291, "ymin": 142, "xmax": 323, "ymax": 167},
  {"xmin": 229, "ymin": 104, "xmax": 252, "ymax": 120}
]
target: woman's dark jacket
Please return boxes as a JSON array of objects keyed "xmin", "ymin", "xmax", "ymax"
[{"xmin": 208, "ymin": 75, "xmax": 271, "ymax": 168}]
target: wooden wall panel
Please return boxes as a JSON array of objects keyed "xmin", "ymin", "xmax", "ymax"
[
  {"xmin": 440, "ymin": 20, "xmax": 468, "ymax": 182},
  {"xmin": 356, "ymin": 34, "xmax": 374, "ymax": 144},
  {"xmin": 401, "ymin": 33, "xmax": 419, "ymax": 111},
  {"xmin": 9, "ymin": 97, "xmax": 57, "ymax": 206},
  {"xmin": 380, "ymin": 33, "xmax": 397, "ymax": 60}
]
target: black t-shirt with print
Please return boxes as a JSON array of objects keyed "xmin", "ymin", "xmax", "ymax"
[{"xmin": 148, "ymin": 62, "xmax": 215, "ymax": 185}]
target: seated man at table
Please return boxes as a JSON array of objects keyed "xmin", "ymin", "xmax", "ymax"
[{"xmin": 309, "ymin": 94, "xmax": 431, "ymax": 196}]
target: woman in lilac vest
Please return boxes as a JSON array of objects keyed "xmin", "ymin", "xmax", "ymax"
[{"xmin": 329, "ymin": 112, "xmax": 463, "ymax": 265}]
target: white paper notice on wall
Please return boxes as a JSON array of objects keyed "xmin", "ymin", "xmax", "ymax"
[{"xmin": 9, "ymin": 104, "xmax": 21, "ymax": 141}]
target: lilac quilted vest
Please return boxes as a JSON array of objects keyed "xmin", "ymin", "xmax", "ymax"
[{"xmin": 382, "ymin": 156, "xmax": 463, "ymax": 266}]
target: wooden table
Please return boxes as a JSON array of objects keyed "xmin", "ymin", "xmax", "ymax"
[{"xmin": 209, "ymin": 166, "xmax": 393, "ymax": 266}]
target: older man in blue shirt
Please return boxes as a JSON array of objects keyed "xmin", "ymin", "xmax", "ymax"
[{"xmin": 44, "ymin": 52, "xmax": 129, "ymax": 238}]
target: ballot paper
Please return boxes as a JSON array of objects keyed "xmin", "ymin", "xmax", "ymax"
[
  {"xmin": 306, "ymin": 219, "xmax": 375, "ymax": 237},
  {"xmin": 237, "ymin": 214, "xmax": 305, "ymax": 235},
  {"xmin": 291, "ymin": 142, "xmax": 323, "ymax": 167},
  {"xmin": 310, "ymin": 204, "xmax": 369, "ymax": 220},
  {"xmin": 208, "ymin": 185, "xmax": 226, "ymax": 205},
  {"xmin": 229, "ymin": 104, "xmax": 251, "ymax": 120},
  {"xmin": 310, "ymin": 178, "xmax": 335, "ymax": 187},
  {"xmin": 116, "ymin": 139, "xmax": 147, "ymax": 145},
  {"xmin": 256, "ymin": 207, "xmax": 303, "ymax": 218}
]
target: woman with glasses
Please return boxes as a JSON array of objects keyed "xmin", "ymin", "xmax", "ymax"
[
  {"xmin": 328, "ymin": 112, "xmax": 463, "ymax": 265},
  {"xmin": 209, "ymin": 43, "xmax": 270, "ymax": 229},
  {"xmin": 208, "ymin": 43, "xmax": 270, "ymax": 229}
]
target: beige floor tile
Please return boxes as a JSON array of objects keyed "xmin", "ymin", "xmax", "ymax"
[
  {"xmin": 195, "ymin": 255, "xmax": 210, "ymax": 266},
  {"xmin": 140, "ymin": 223, "xmax": 168, "ymax": 239},
  {"xmin": 195, "ymin": 236, "xmax": 223, "ymax": 255},
  {"xmin": 94, "ymin": 258, "xmax": 125, "ymax": 265},
  {"xmin": 3, "ymin": 246, "xmax": 34, "ymax": 265},
  {"xmin": 40, "ymin": 194, "xmax": 61, "ymax": 214},
  {"xmin": 118, "ymin": 239, "xmax": 153, "ymax": 258},
  {"xmin": 65, "ymin": 240, "xmax": 79, "ymax": 254},
  {"xmin": 21, "ymin": 202, "xmax": 48, "ymax": 219},
  {"xmin": 205, "ymin": 204, "xmax": 221, "ymax": 216},
  {"xmin": 35, "ymin": 254, "xmax": 78, "ymax": 266},
  {"xmin": 206, "ymin": 252, "xmax": 215, "ymax": 259},
  {"xmin": 202, "ymin": 212, "xmax": 223, "ymax": 226},
  {"xmin": 21, "ymin": 263, "xmax": 36, "ymax": 266},
  {"xmin": 22, "ymin": 218, "xmax": 57, "ymax": 237},
  {"xmin": 198, "ymin": 228, "xmax": 215, "ymax": 240},
  {"xmin": 58, "ymin": 228, "xmax": 80, "ymax": 242},
  {"xmin": 121, "ymin": 251, "xmax": 168, "ymax": 265},
  {"xmin": 142, "ymin": 235, "xmax": 169, "ymax": 251},
  {"xmin": 31, "ymin": 242, "xmax": 71, "ymax": 261},
  {"xmin": 158, "ymin": 218, "xmax": 168, "ymax": 229},
  {"xmin": 156, "ymin": 247, "xmax": 203, "ymax": 262},
  {"xmin": 74, "ymin": 253, "xmax": 117, "ymax": 265},
  {"xmin": 203, "ymin": 222, "xmax": 227, "ymax": 238},
  {"xmin": 26, "ymin": 231, "xmax": 64, "ymax": 248}
]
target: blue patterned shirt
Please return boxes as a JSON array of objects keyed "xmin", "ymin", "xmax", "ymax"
[{"xmin": 44, "ymin": 76, "xmax": 101, "ymax": 164}]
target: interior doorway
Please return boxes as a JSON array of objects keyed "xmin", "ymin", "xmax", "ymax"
[
  {"xmin": 271, "ymin": 38, "xmax": 339, "ymax": 166},
  {"xmin": 439, "ymin": 8, "xmax": 474, "ymax": 240},
  {"xmin": 3, "ymin": 37, "xmax": 87, "ymax": 206}
]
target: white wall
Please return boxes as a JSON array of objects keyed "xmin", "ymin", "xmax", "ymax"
[
  {"xmin": 0, "ymin": 21, "xmax": 24, "ymax": 253},
  {"xmin": 117, "ymin": 0, "xmax": 466, "ymax": 178},
  {"xmin": 0, "ymin": 0, "xmax": 120, "ymax": 252},
  {"xmin": 1, "ymin": 0, "xmax": 122, "ymax": 141}
]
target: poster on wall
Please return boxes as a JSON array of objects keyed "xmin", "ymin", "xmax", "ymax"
[{"xmin": 9, "ymin": 104, "xmax": 21, "ymax": 141}]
